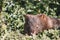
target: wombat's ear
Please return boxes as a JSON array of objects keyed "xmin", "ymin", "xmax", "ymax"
[
  {"xmin": 37, "ymin": 14, "xmax": 46, "ymax": 18},
  {"xmin": 24, "ymin": 14, "xmax": 27, "ymax": 18},
  {"xmin": 41, "ymin": 14, "xmax": 47, "ymax": 18},
  {"xmin": 24, "ymin": 14, "xmax": 30, "ymax": 18},
  {"xmin": 38, "ymin": 14, "xmax": 47, "ymax": 21},
  {"xmin": 24, "ymin": 14, "xmax": 28, "ymax": 18}
]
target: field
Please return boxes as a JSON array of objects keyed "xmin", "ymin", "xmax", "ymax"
[{"xmin": 0, "ymin": 0, "xmax": 60, "ymax": 40}]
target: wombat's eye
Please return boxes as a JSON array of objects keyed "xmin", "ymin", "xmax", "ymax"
[
  {"xmin": 36, "ymin": 27, "xmax": 38, "ymax": 28},
  {"xmin": 36, "ymin": 25, "xmax": 39, "ymax": 28},
  {"xmin": 36, "ymin": 26, "xmax": 38, "ymax": 28}
]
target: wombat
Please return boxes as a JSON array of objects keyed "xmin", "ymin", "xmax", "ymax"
[{"xmin": 24, "ymin": 14, "xmax": 60, "ymax": 35}]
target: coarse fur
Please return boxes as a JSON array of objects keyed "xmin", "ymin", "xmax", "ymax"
[{"xmin": 24, "ymin": 14, "xmax": 60, "ymax": 35}]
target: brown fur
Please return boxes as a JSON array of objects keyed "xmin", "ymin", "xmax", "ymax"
[{"xmin": 24, "ymin": 14, "xmax": 60, "ymax": 35}]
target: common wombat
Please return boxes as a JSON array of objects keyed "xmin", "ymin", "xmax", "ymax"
[{"xmin": 24, "ymin": 14, "xmax": 60, "ymax": 35}]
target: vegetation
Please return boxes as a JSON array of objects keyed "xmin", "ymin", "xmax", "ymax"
[{"xmin": 0, "ymin": 0, "xmax": 60, "ymax": 40}]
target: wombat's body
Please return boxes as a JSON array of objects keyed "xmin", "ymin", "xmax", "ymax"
[{"xmin": 24, "ymin": 14, "xmax": 60, "ymax": 35}]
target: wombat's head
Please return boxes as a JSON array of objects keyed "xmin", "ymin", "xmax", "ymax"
[{"xmin": 24, "ymin": 14, "xmax": 44, "ymax": 35}]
